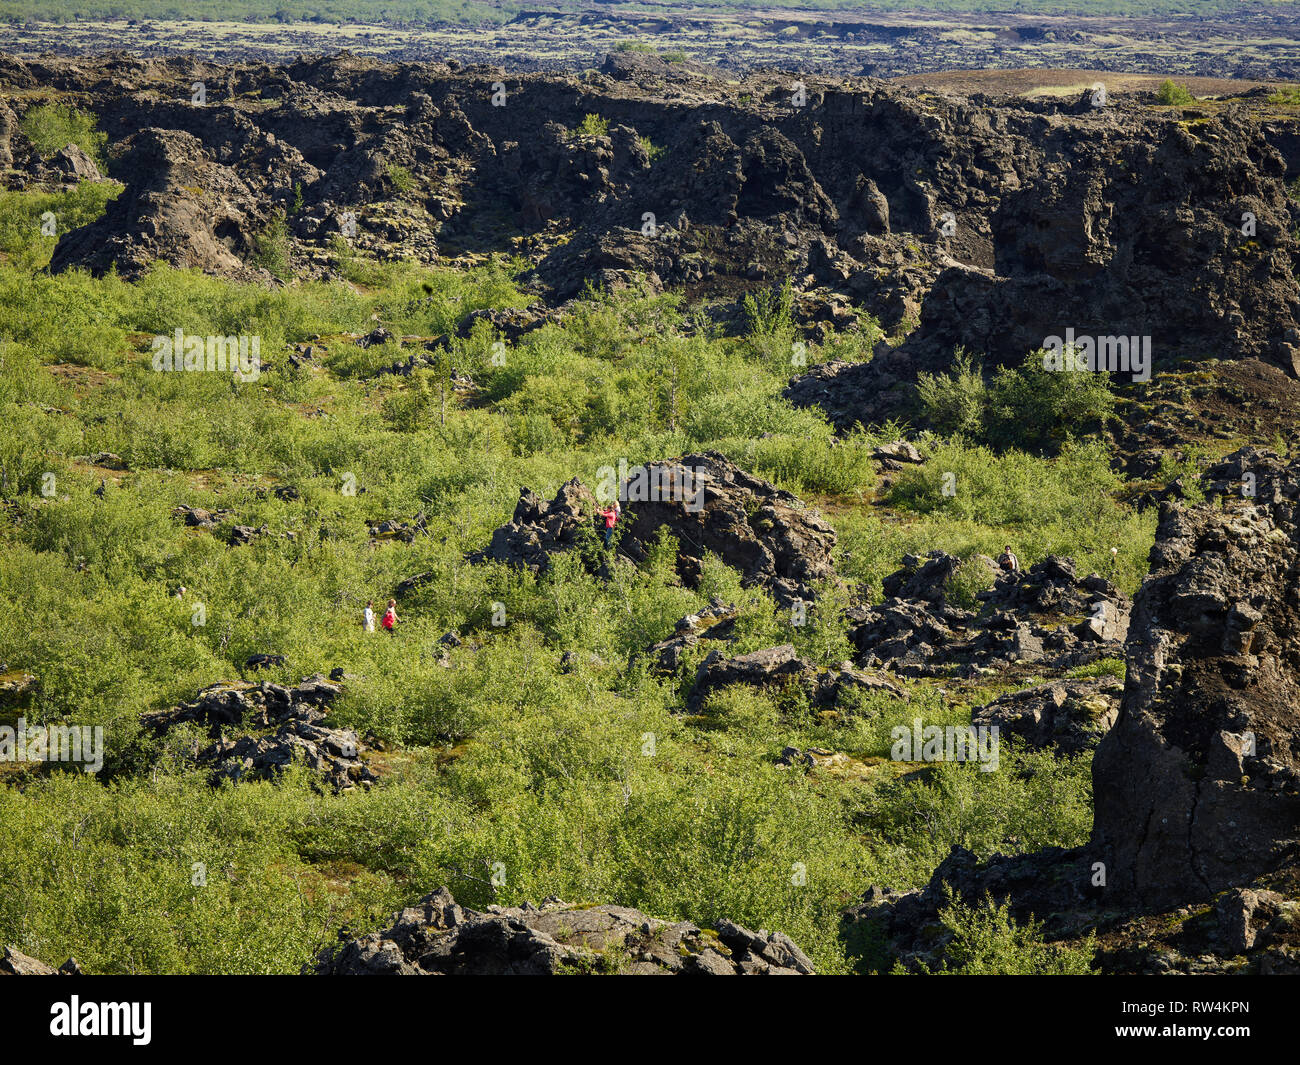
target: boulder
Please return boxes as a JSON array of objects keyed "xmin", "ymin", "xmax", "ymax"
[
  {"xmin": 467, "ymin": 478, "xmax": 597, "ymax": 574},
  {"xmin": 470, "ymin": 454, "xmax": 839, "ymax": 606},
  {"xmin": 0, "ymin": 946, "xmax": 81, "ymax": 975},
  {"xmin": 637, "ymin": 599, "xmax": 738, "ymax": 673},
  {"xmin": 615, "ymin": 452, "xmax": 838, "ymax": 607},
  {"xmin": 687, "ymin": 643, "xmax": 904, "ymax": 710},
  {"xmin": 971, "ymin": 676, "xmax": 1122, "ymax": 755},
  {"xmin": 311, "ymin": 886, "xmax": 814, "ymax": 975}
]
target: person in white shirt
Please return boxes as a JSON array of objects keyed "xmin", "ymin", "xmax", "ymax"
[{"xmin": 363, "ymin": 600, "xmax": 376, "ymax": 633}]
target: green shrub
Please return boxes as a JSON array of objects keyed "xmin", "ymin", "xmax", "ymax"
[
  {"xmin": 574, "ymin": 114, "xmax": 610, "ymax": 139},
  {"xmin": 985, "ymin": 350, "xmax": 1115, "ymax": 452},
  {"xmin": 250, "ymin": 209, "xmax": 293, "ymax": 279},
  {"xmin": 918, "ymin": 349, "xmax": 1114, "ymax": 453},
  {"xmin": 917, "ymin": 349, "xmax": 987, "ymax": 438},
  {"xmin": 916, "ymin": 891, "xmax": 1097, "ymax": 975},
  {"xmin": 946, "ymin": 551, "xmax": 997, "ymax": 608},
  {"xmin": 638, "ymin": 135, "xmax": 666, "ymax": 163},
  {"xmin": 20, "ymin": 102, "xmax": 107, "ymax": 167},
  {"xmin": 1157, "ymin": 79, "xmax": 1194, "ymax": 106},
  {"xmin": 385, "ymin": 163, "xmax": 415, "ymax": 193}
]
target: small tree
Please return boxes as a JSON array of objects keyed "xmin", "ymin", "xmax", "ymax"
[{"xmin": 916, "ymin": 349, "xmax": 988, "ymax": 438}]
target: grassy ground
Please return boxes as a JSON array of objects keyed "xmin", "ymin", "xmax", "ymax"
[{"xmin": 0, "ymin": 177, "xmax": 1165, "ymax": 974}]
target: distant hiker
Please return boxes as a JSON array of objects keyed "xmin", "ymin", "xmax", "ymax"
[
  {"xmin": 363, "ymin": 600, "xmax": 376, "ymax": 633},
  {"xmin": 997, "ymin": 545, "xmax": 1020, "ymax": 574},
  {"xmin": 599, "ymin": 502, "xmax": 620, "ymax": 548},
  {"xmin": 94, "ymin": 479, "xmax": 106, "ymax": 499},
  {"xmin": 381, "ymin": 599, "xmax": 399, "ymax": 634},
  {"xmin": 175, "ymin": 586, "xmax": 186, "ymax": 600}
]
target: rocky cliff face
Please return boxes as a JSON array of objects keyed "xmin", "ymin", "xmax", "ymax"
[
  {"xmin": 1091, "ymin": 445, "xmax": 1300, "ymax": 910},
  {"xmin": 3, "ymin": 52, "xmax": 1296, "ymax": 397}
]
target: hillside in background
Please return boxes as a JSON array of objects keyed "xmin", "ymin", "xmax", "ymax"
[{"xmin": 2, "ymin": 2, "xmax": 1299, "ymax": 79}]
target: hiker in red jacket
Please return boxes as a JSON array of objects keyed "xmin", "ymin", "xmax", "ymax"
[
  {"xmin": 381, "ymin": 599, "xmax": 399, "ymax": 635},
  {"xmin": 600, "ymin": 501, "xmax": 620, "ymax": 548}
]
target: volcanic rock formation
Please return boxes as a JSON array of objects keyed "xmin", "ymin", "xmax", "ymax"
[{"xmin": 312, "ymin": 886, "xmax": 815, "ymax": 975}]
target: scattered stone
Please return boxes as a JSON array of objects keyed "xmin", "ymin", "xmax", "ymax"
[
  {"xmin": 638, "ymin": 599, "xmax": 738, "ymax": 673},
  {"xmin": 172, "ymin": 504, "xmax": 233, "ymax": 528},
  {"xmin": 871, "ymin": 440, "xmax": 925, "ymax": 469},
  {"xmin": 849, "ymin": 551, "xmax": 1130, "ymax": 677},
  {"xmin": 776, "ymin": 746, "xmax": 877, "ymax": 779},
  {"xmin": 228, "ymin": 523, "xmax": 268, "ymax": 546},
  {"xmin": 244, "ymin": 653, "xmax": 286, "ymax": 671},
  {"xmin": 0, "ymin": 946, "xmax": 82, "ymax": 975},
  {"xmin": 311, "ymin": 886, "xmax": 814, "ymax": 975},
  {"xmin": 80, "ymin": 452, "xmax": 126, "ymax": 470},
  {"xmin": 368, "ymin": 512, "xmax": 427, "ymax": 543}
]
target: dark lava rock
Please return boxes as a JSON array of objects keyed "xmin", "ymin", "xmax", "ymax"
[
  {"xmin": 0, "ymin": 946, "xmax": 82, "ymax": 975},
  {"xmin": 311, "ymin": 886, "xmax": 814, "ymax": 975},
  {"xmin": 971, "ymin": 676, "xmax": 1122, "ymax": 755},
  {"xmin": 1091, "ymin": 446, "xmax": 1300, "ymax": 910},
  {"xmin": 848, "ymin": 551, "xmax": 1130, "ymax": 677},
  {"xmin": 466, "ymin": 478, "xmax": 597, "ymax": 574},
  {"xmin": 687, "ymin": 643, "xmax": 905, "ymax": 710},
  {"xmin": 847, "ymin": 446, "xmax": 1300, "ymax": 971},
  {"xmin": 614, "ymin": 452, "xmax": 838, "ymax": 608},
  {"xmin": 468, "ymin": 453, "xmax": 838, "ymax": 607},
  {"xmin": 637, "ymin": 599, "xmax": 739, "ymax": 673},
  {"xmin": 140, "ymin": 675, "xmax": 376, "ymax": 794},
  {"xmin": 172, "ymin": 504, "xmax": 233, "ymax": 528}
]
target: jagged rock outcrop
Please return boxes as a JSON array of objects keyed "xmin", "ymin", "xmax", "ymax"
[
  {"xmin": 787, "ymin": 104, "xmax": 1300, "ymax": 428},
  {"xmin": 847, "ymin": 551, "xmax": 1129, "ymax": 677},
  {"xmin": 615, "ymin": 452, "xmax": 838, "ymax": 607},
  {"xmin": 140, "ymin": 675, "xmax": 376, "ymax": 793},
  {"xmin": 687, "ymin": 643, "xmax": 904, "ymax": 710},
  {"xmin": 466, "ymin": 478, "xmax": 596, "ymax": 574},
  {"xmin": 7, "ymin": 53, "xmax": 1292, "ymax": 375},
  {"xmin": 637, "ymin": 599, "xmax": 739, "ymax": 673},
  {"xmin": 1091, "ymin": 446, "xmax": 1300, "ymax": 910},
  {"xmin": 467, "ymin": 454, "xmax": 837, "ymax": 607},
  {"xmin": 971, "ymin": 676, "xmax": 1122, "ymax": 755},
  {"xmin": 848, "ymin": 445, "xmax": 1300, "ymax": 971},
  {"xmin": 311, "ymin": 886, "xmax": 815, "ymax": 975},
  {"xmin": 49, "ymin": 128, "xmax": 271, "ymax": 279}
]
